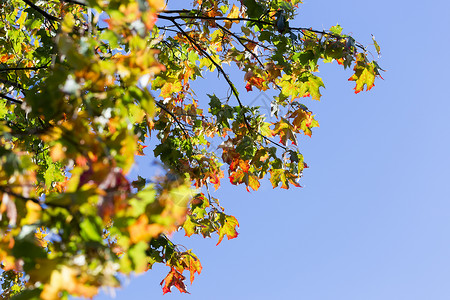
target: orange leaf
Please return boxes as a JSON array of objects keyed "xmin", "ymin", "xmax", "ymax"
[
  {"xmin": 160, "ymin": 267, "xmax": 189, "ymax": 295},
  {"xmin": 224, "ymin": 5, "xmax": 240, "ymax": 29},
  {"xmin": 247, "ymin": 174, "xmax": 260, "ymax": 192},
  {"xmin": 229, "ymin": 169, "xmax": 245, "ymax": 185}
]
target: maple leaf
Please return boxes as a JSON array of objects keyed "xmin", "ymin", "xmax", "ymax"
[
  {"xmin": 306, "ymin": 75, "xmax": 325, "ymax": 100},
  {"xmin": 160, "ymin": 81, "xmax": 182, "ymax": 98},
  {"xmin": 160, "ymin": 267, "xmax": 189, "ymax": 295},
  {"xmin": 136, "ymin": 142, "xmax": 147, "ymax": 156},
  {"xmin": 35, "ymin": 227, "xmax": 49, "ymax": 248},
  {"xmin": 0, "ymin": 0, "xmax": 381, "ymax": 296},
  {"xmin": 179, "ymin": 250, "xmax": 203, "ymax": 284},
  {"xmin": 248, "ymin": 76, "xmax": 267, "ymax": 91},
  {"xmin": 229, "ymin": 169, "xmax": 245, "ymax": 185},
  {"xmin": 272, "ymin": 118, "xmax": 297, "ymax": 145},
  {"xmin": 269, "ymin": 168, "xmax": 301, "ymax": 189},
  {"xmin": 372, "ymin": 34, "xmax": 381, "ymax": 56},
  {"xmin": 230, "ymin": 159, "xmax": 250, "ymax": 173},
  {"xmin": 348, "ymin": 53, "xmax": 377, "ymax": 93},
  {"xmin": 289, "ymin": 107, "xmax": 319, "ymax": 137},
  {"xmin": 224, "ymin": 5, "xmax": 240, "ymax": 29},
  {"xmin": 128, "ymin": 215, "xmax": 165, "ymax": 243},
  {"xmin": 183, "ymin": 216, "xmax": 197, "ymax": 237},
  {"xmin": 216, "ymin": 214, "xmax": 239, "ymax": 245},
  {"xmin": 247, "ymin": 174, "xmax": 260, "ymax": 192}
]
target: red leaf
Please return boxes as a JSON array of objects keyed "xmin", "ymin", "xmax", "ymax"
[
  {"xmin": 229, "ymin": 169, "xmax": 245, "ymax": 185},
  {"xmin": 160, "ymin": 267, "xmax": 189, "ymax": 295},
  {"xmin": 245, "ymin": 82, "xmax": 252, "ymax": 92}
]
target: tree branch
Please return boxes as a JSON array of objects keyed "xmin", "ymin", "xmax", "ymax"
[
  {"xmin": 158, "ymin": 13, "xmax": 365, "ymax": 51},
  {"xmin": 155, "ymin": 101, "xmax": 191, "ymax": 140},
  {"xmin": 0, "ymin": 79, "xmax": 25, "ymax": 91},
  {"xmin": 216, "ymin": 23, "xmax": 265, "ymax": 69},
  {"xmin": 169, "ymin": 20, "xmax": 253, "ymax": 132},
  {"xmin": 59, "ymin": 0, "xmax": 87, "ymax": 6},
  {"xmin": 22, "ymin": 0, "xmax": 61, "ymax": 22},
  {"xmin": 0, "ymin": 186, "xmax": 41, "ymax": 207},
  {"xmin": 0, "ymin": 186, "xmax": 69, "ymax": 209},
  {"xmin": 158, "ymin": 14, "xmax": 274, "ymax": 28},
  {"xmin": 0, "ymin": 93, "xmax": 23, "ymax": 105},
  {"xmin": 0, "ymin": 64, "xmax": 50, "ymax": 73},
  {"xmin": 290, "ymin": 27, "xmax": 366, "ymax": 51}
]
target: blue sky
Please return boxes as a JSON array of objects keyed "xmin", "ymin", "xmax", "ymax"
[{"xmin": 93, "ymin": 0, "xmax": 450, "ymax": 299}]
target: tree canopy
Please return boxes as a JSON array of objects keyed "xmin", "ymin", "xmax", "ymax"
[{"xmin": 0, "ymin": 0, "xmax": 382, "ymax": 298}]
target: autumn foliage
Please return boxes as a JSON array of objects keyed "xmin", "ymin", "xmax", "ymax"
[{"xmin": 0, "ymin": 0, "xmax": 381, "ymax": 298}]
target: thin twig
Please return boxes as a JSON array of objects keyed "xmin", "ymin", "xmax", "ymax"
[
  {"xmin": 259, "ymin": 133, "xmax": 287, "ymax": 150},
  {"xmin": 158, "ymin": 13, "xmax": 365, "ymax": 51}
]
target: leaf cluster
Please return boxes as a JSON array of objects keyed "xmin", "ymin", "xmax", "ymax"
[{"xmin": 0, "ymin": 0, "xmax": 382, "ymax": 297}]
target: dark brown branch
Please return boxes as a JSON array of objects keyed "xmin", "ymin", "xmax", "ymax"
[
  {"xmin": 161, "ymin": 9, "xmax": 196, "ymax": 14},
  {"xmin": 290, "ymin": 27, "xmax": 366, "ymax": 51},
  {"xmin": 159, "ymin": 13, "xmax": 365, "ymax": 51},
  {"xmin": 155, "ymin": 101, "xmax": 191, "ymax": 140},
  {"xmin": 216, "ymin": 23, "xmax": 265, "ymax": 69},
  {"xmin": 170, "ymin": 20, "xmax": 253, "ymax": 132},
  {"xmin": 0, "ymin": 186, "xmax": 69, "ymax": 209},
  {"xmin": 158, "ymin": 14, "xmax": 274, "ymax": 28},
  {"xmin": 0, "ymin": 186, "xmax": 41, "ymax": 206},
  {"xmin": 22, "ymin": 0, "xmax": 61, "ymax": 22},
  {"xmin": 59, "ymin": 0, "xmax": 87, "ymax": 6},
  {"xmin": 0, "ymin": 79, "xmax": 25, "ymax": 91},
  {"xmin": 0, "ymin": 93, "xmax": 23, "ymax": 105},
  {"xmin": 259, "ymin": 133, "xmax": 287, "ymax": 150},
  {"xmin": 0, "ymin": 64, "xmax": 50, "ymax": 72},
  {"xmin": 169, "ymin": 20, "xmax": 287, "ymax": 151}
]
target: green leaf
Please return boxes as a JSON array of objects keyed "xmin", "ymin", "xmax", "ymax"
[
  {"xmin": 10, "ymin": 288, "xmax": 41, "ymax": 300},
  {"xmin": 43, "ymin": 162, "xmax": 65, "ymax": 188},
  {"xmin": 129, "ymin": 186, "xmax": 156, "ymax": 216},
  {"xmin": 330, "ymin": 24, "xmax": 343, "ymax": 35},
  {"xmin": 372, "ymin": 34, "xmax": 381, "ymax": 56},
  {"xmin": 243, "ymin": 0, "xmax": 265, "ymax": 19},
  {"xmin": 80, "ymin": 216, "xmax": 103, "ymax": 242},
  {"xmin": 306, "ymin": 75, "xmax": 325, "ymax": 100},
  {"xmin": 129, "ymin": 241, "xmax": 149, "ymax": 273},
  {"xmin": 183, "ymin": 215, "xmax": 197, "ymax": 237}
]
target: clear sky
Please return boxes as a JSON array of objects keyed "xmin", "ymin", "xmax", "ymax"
[{"xmin": 93, "ymin": 0, "xmax": 450, "ymax": 299}]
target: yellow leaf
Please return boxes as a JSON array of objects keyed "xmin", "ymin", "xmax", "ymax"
[
  {"xmin": 224, "ymin": 5, "xmax": 240, "ymax": 29},
  {"xmin": 24, "ymin": 200, "xmax": 42, "ymax": 225},
  {"xmin": 49, "ymin": 143, "xmax": 66, "ymax": 161},
  {"xmin": 129, "ymin": 215, "xmax": 164, "ymax": 243},
  {"xmin": 17, "ymin": 12, "xmax": 27, "ymax": 30},
  {"xmin": 35, "ymin": 227, "xmax": 48, "ymax": 248},
  {"xmin": 148, "ymin": 0, "xmax": 166, "ymax": 11},
  {"xmin": 41, "ymin": 266, "xmax": 98, "ymax": 300}
]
